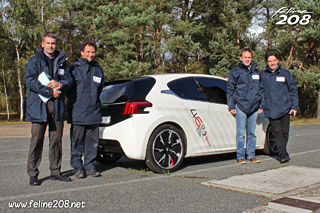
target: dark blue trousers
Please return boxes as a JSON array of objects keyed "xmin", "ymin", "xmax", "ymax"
[
  {"xmin": 70, "ymin": 124, "xmax": 99, "ymax": 172},
  {"xmin": 269, "ymin": 114, "xmax": 290, "ymax": 156}
]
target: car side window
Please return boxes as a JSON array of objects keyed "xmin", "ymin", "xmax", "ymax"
[
  {"xmin": 168, "ymin": 77, "xmax": 208, "ymax": 101},
  {"xmin": 196, "ymin": 77, "xmax": 227, "ymax": 105}
]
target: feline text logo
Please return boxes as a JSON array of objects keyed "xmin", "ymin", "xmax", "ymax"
[{"xmin": 272, "ymin": 7, "xmax": 313, "ymax": 25}]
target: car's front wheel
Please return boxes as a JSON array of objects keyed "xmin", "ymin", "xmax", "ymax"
[
  {"xmin": 264, "ymin": 125, "xmax": 279, "ymax": 155},
  {"xmin": 146, "ymin": 124, "xmax": 186, "ymax": 173}
]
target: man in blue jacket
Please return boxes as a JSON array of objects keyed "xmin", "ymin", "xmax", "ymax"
[
  {"xmin": 260, "ymin": 51, "xmax": 298, "ymax": 163},
  {"xmin": 68, "ymin": 41, "xmax": 104, "ymax": 178},
  {"xmin": 227, "ymin": 48, "xmax": 263, "ymax": 164},
  {"xmin": 25, "ymin": 33, "xmax": 73, "ymax": 186}
]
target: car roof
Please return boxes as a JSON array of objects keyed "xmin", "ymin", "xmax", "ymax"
[
  {"xmin": 104, "ymin": 73, "xmax": 227, "ymax": 87},
  {"xmin": 146, "ymin": 73, "xmax": 227, "ymax": 81}
]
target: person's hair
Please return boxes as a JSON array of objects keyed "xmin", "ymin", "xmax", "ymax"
[
  {"xmin": 80, "ymin": 41, "xmax": 97, "ymax": 52},
  {"xmin": 43, "ymin": 33, "xmax": 57, "ymax": 42},
  {"xmin": 240, "ymin": 48, "xmax": 252, "ymax": 57},
  {"xmin": 265, "ymin": 51, "xmax": 278, "ymax": 62}
]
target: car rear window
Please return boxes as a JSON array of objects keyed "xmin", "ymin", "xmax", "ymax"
[{"xmin": 100, "ymin": 77, "xmax": 156, "ymax": 104}]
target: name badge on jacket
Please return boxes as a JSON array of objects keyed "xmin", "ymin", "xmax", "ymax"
[
  {"xmin": 276, "ymin": 77, "xmax": 286, "ymax": 82},
  {"xmin": 252, "ymin": 75, "xmax": 259, "ymax": 80},
  {"xmin": 93, "ymin": 76, "xmax": 101, "ymax": 84},
  {"xmin": 58, "ymin": 69, "xmax": 65, "ymax": 75}
]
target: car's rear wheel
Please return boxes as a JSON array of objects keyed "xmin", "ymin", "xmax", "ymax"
[
  {"xmin": 146, "ymin": 124, "xmax": 186, "ymax": 173},
  {"xmin": 264, "ymin": 125, "xmax": 279, "ymax": 155},
  {"xmin": 96, "ymin": 152, "xmax": 122, "ymax": 164}
]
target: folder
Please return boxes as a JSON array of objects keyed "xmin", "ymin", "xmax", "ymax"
[{"xmin": 38, "ymin": 72, "xmax": 52, "ymax": 103}]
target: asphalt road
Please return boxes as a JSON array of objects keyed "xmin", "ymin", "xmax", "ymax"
[{"xmin": 0, "ymin": 124, "xmax": 319, "ymax": 212}]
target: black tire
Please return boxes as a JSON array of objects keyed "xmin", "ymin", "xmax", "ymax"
[
  {"xmin": 146, "ymin": 124, "xmax": 186, "ymax": 173},
  {"xmin": 264, "ymin": 125, "xmax": 279, "ymax": 155},
  {"xmin": 96, "ymin": 152, "xmax": 122, "ymax": 164}
]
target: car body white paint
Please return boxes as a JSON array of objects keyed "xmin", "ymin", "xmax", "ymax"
[{"xmin": 99, "ymin": 73, "xmax": 268, "ymax": 160}]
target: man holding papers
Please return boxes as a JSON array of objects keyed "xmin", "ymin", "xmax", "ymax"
[{"xmin": 25, "ymin": 33, "xmax": 73, "ymax": 186}]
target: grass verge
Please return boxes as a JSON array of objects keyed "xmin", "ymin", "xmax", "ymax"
[{"xmin": 290, "ymin": 118, "xmax": 320, "ymax": 125}]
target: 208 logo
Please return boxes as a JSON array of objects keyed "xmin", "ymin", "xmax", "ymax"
[
  {"xmin": 272, "ymin": 7, "xmax": 313, "ymax": 25},
  {"xmin": 190, "ymin": 109, "xmax": 211, "ymax": 147}
]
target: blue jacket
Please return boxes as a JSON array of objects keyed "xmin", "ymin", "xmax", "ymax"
[
  {"xmin": 227, "ymin": 62, "xmax": 263, "ymax": 115},
  {"xmin": 25, "ymin": 48, "xmax": 73, "ymax": 122},
  {"xmin": 260, "ymin": 63, "xmax": 299, "ymax": 119},
  {"xmin": 67, "ymin": 58, "xmax": 104, "ymax": 125}
]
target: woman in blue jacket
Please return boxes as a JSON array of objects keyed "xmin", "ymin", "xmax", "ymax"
[{"xmin": 260, "ymin": 51, "xmax": 299, "ymax": 163}]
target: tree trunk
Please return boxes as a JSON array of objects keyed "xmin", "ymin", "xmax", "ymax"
[
  {"xmin": 181, "ymin": 0, "xmax": 189, "ymax": 21},
  {"xmin": 184, "ymin": 55, "xmax": 188, "ymax": 72},
  {"xmin": 237, "ymin": 30, "xmax": 240, "ymax": 49},
  {"xmin": 1, "ymin": 57, "xmax": 10, "ymax": 121},
  {"xmin": 41, "ymin": 0, "xmax": 44, "ymax": 23},
  {"xmin": 299, "ymin": 42, "xmax": 314, "ymax": 71},
  {"xmin": 265, "ymin": 7, "xmax": 272, "ymax": 50},
  {"xmin": 171, "ymin": 50, "xmax": 179, "ymax": 73},
  {"xmin": 154, "ymin": 27, "xmax": 161, "ymax": 72},
  {"xmin": 68, "ymin": 11, "xmax": 74, "ymax": 62},
  {"xmin": 286, "ymin": 38, "xmax": 297, "ymax": 68},
  {"xmin": 317, "ymin": 91, "xmax": 320, "ymax": 119},
  {"xmin": 139, "ymin": 33, "xmax": 144, "ymax": 61},
  {"xmin": 15, "ymin": 45, "xmax": 24, "ymax": 121}
]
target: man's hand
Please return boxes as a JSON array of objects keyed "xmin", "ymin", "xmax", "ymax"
[
  {"xmin": 289, "ymin": 110, "xmax": 297, "ymax": 117},
  {"xmin": 51, "ymin": 88, "xmax": 61, "ymax": 98},
  {"xmin": 47, "ymin": 80, "xmax": 62, "ymax": 89},
  {"xmin": 258, "ymin": 109, "xmax": 264, "ymax": 113},
  {"xmin": 230, "ymin": 109, "xmax": 237, "ymax": 115}
]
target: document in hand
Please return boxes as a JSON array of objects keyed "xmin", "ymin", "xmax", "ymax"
[{"xmin": 38, "ymin": 72, "xmax": 52, "ymax": 103}]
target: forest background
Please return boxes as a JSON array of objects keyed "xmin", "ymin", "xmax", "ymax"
[{"xmin": 0, "ymin": 0, "xmax": 319, "ymax": 121}]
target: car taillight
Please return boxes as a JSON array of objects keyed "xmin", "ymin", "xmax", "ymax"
[{"xmin": 123, "ymin": 101, "xmax": 152, "ymax": 115}]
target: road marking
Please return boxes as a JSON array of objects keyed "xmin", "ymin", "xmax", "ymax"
[
  {"xmin": 176, "ymin": 149, "xmax": 320, "ymax": 176},
  {"xmin": 0, "ymin": 148, "xmax": 71, "ymax": 153},
  {"xmin": 0, "ymin": 157, "xmax": 70, "ymax": 166},
  {"xmin": 0, "ymin": 175, "xmax": 168, "ymax": 202},
  {"xmin": 0, "ymin": 148, "xmax": 320, "ymax": 168},
  {"xmin": 0, "ymin": 149, "xmax": 32, "ymax": 153},
  {"xmin": 291, "ymin": 149, "xmax": 320, "ymax": 156}
]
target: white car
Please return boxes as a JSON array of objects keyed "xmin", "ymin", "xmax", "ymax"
[{"xmin": 98, "ymin": 74, "xmax": 277, "ymax": 173}]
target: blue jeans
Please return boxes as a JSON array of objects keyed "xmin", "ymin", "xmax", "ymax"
[{"xmin": 235, "ymin": 105, "xmax": 258, "ymax": 160}]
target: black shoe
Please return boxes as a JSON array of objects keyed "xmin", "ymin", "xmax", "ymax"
[
  {"xmin": 279, "ymin": 154, "xmax": 290, "ymax": 163},
  {"xmin": 86, "ymin": 169, "xmax": 101, "ymax": 177},
  {"xmin": 29, "ymin": 176, "xmax": 41, "ymax": 186},
  {"xmin": 75, "ymin": 170, "xmax": 86, "ymax": 179},
  {"xmin": 50, "ymin": 173, "xmax": 72, "ymax": 182}
]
